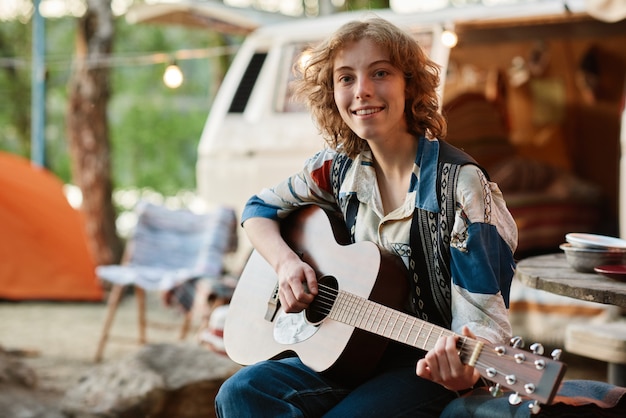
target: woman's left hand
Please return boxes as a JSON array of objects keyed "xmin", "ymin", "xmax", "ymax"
[{"xmin": 415, "ymin": 325, "xmax": 481, "ymax": 391}]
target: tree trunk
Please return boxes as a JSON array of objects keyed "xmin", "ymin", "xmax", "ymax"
[{"xmin": 66, "ymin": 0, "xmax": 122, "ymax": 266}]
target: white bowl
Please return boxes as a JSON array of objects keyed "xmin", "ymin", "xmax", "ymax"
[
  {"xmin": 565, "ymin": 233, "xmax": 626, "ymax": 250},
  {"xmin": 560, "ymin": 243, "xmax": 626, "ymax": 273}
]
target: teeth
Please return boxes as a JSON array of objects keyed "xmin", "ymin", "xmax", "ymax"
[{"xmin": 355, "ymin": 108, "xmax": 380, "ymax": 116}]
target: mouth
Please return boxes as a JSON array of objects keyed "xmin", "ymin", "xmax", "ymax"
[{"xmin": 352, "ymin": 107, "xmax": 384, "ymax": 116}]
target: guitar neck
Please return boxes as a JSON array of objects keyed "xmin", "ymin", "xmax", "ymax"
[{"xmin": 328, "ymin": 289, "xmax": 482, "ymax": 365}]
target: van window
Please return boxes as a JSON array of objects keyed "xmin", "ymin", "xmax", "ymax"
[
  {"xmin": 277, "ymin": 43, "xmax": 310, "ymax": 113},
  {"xmin": 228, "ymin": 52, "xmax": 268, "ymax": 113}
]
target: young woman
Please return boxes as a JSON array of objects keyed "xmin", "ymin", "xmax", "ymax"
[{"xmin": 215, "ymin": 16, "xmax": 518, "ymax": 417}]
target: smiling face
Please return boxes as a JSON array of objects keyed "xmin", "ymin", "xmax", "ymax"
[{"xmin": 332, "ymin": 38, "xmax": 408, "ymax": 144}]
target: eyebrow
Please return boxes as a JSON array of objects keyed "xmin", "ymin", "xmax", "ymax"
[{"xmin": 333, "ymin": 59, "xmax": 394, "ymax": 74}]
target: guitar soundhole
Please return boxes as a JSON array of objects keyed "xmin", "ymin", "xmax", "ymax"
[{"xmin": 306, "ymin": 275, "xmax": 338, "ymax": 325}]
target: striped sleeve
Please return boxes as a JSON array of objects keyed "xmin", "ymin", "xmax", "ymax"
[{"xmin": 449, "ymin": 165, "xmax": 517, "ymax": 343}]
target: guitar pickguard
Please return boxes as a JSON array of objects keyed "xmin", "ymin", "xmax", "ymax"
[
  {"xmin": 272, "ymin": 275, "xmax": 338, "ymax": 345},
  {"xmin": 274, "ymin": 311, "xmax": 319, "ymax": 344}
]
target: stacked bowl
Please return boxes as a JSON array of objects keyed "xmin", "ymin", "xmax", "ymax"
[{"xmin": 561, "ymin": 233, "xmax": 626, "ymax": 273}]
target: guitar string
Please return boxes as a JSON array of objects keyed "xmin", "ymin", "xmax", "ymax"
[
  {"xmin": 308, "ymin": 282, "xmax": 540, "ymax": 381},
  {"xmin": 311, "ymin": 282, "xmax": 473, "ymax": 353},
  {"xmin": 311, "ymin": 284, "xmax": 534, "ymax": 384}
]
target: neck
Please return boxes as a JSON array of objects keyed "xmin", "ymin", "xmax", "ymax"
[
  {"xmin": 371, "ymin": 135, "xmax": 418, "ymax": 214},
  {"xmin": 371, "ymin": 134, "xmax": 418, "ymax": 179}
]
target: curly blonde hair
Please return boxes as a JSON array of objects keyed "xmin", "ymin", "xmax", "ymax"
[{"xmin": 292, "ymin": 17, "xmax": 447, "ymax": 158}]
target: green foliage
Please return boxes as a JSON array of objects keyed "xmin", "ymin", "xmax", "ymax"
[
  {"xmin": 0, "ymin": 1, "xmax": 387, "ymax": 194},
  {"xmin": 0, "ymin": 14, "xmax": 231, "ymax": 194},
  {"xmin": 0, "ymin": 19, "xmax": 32, "ymax": 157},
  {"xmin": 110, "ymin": 94, "xmax": 207, "ymax": 194},
  {"xmin": 341, "ymin": 0, "xmax": 390, "ymax": 11},
  {"xmin": 108, "ymin": 20, "xmax": 226, "ymax": 194}
]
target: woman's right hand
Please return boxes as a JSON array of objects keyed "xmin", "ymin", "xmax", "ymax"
[
  {"xmin": 242, "ymin": 216, "xmax": 318, "ymax": 313},
  {"xmin": 275, "ymin": 253, "xmax": 318, "ymax": 313}
]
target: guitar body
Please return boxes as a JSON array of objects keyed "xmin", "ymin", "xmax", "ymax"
[{"xmin": 223, "ymin": 205, "xmax": 409, "ymax": 384}]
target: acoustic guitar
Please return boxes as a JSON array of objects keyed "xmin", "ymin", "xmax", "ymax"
[{"xmin": 224, "ymin": 205, "xmax": 567, "ymax": 408}]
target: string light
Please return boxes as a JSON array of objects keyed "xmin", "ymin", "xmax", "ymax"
[
  {"xmin": 0, "ymin": 45, "xmax": 240, "ymax": 71},
  {"xmin": 163, "ymin": 61, "xmax": 183, "ymax": 88},
  {"xmin": 441, "ymin": 28, "xmax": 458, "ymax": 48}
]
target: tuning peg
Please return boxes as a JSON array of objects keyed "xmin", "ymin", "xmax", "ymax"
[
  {"xmin": 508, "ymin": 392, "xmax": 522, "ymax": 405},
  {"xmin": 534, "ymin": 358, "xmax": 546, "ymax": 370},
  {"xmin": 510, "ymin": 336, "xmax": 524, "ymax": 348},
  {"xmin": 530, "ymin": 343, "xmax": 544, "ymax": 355},
  {"xmin": 489, "ymin": 383, "xmax": 502, "ymax": 397},
  {"xmin": 524, "ymin": 383, "xmax": 536, "ymax": 394},
  {"xmin": 551, "ymin": 348, "xmax": 562, "ymax": 361},
  {"xmin": 528, "ymin": 400, "xmax": 541, "ymax": 414}
]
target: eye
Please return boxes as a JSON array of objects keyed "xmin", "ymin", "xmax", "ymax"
[
  {"xmin": 336, "ymin": 74, "xmax": 354, "ymax": 84},
  {"xmin": 373, "ymin": 70, "xmax": 389, "ymax": 78}
]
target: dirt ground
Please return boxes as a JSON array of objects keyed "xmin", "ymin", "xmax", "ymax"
[
  {"xmin": 0, "ymin": 291, "xmax": 201, "ymax": 395},
  {"xmin": 0, "ymin": 290, "xmax": 609, "ymax": 407}
]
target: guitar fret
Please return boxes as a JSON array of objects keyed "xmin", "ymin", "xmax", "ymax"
[
  {"xmin": 350, "ymin": 294, "xmax": 362, "ymax": 325},
  {"xmin": 401, "ymin": 317, "xmax": 410, "ymax": 341},
  {"xmin": 331, "ymin": 292, "xmax": 344, "ymax": 322},
  {"xmin": 389, "ymin": 312, "xmax": 399, "ymax": 340},
  {"xmin": 361, "ymin": 299, "xmax": 374, "ymax": 331},
  {"xmin": 340, "ymin": 292, "xmax": 354, "ymax": 324},
  {"xmin": 381, "ymin": 309, "xmax": 389, "ymax": 337},
  {"xmin": 413, "ymin": 320, "xmax": 425, "ymax": 349},
  {"xmin": 374, "ymin": 305, "xmax": 380, "ymax": 334},
  {"xmin": 342, "ymin": 292, "xmax": 355, "ymax": 324},
  {"xmin": 393, "ymin": 312, "xmax": 401, "ymax": 340},
  {"xmin": 376, "ymin": 307, "xmax": 389, "ymax": 337},
  {"xmin": 382, "ymin": 308, "xmax": 393, "ymax": 338},
  {"xmin": 424, "ymin": 325, "xmax": 434, "ymax": 350},
  {"xmin": 350, "ymin": 294, "xmax": 362, "ymax": 327},
  {"xmin": 399, "ymin": 315, "xmax": 407, "ymax": 341}
]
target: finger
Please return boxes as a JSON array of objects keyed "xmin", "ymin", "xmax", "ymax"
[
  {"xmin": 424, "ymin": 350, "xmax": 443, "ymax": 382},
  {"xmin": 304, "ymin": 268, "xmax": 318, "ymax": 295},
  {"xmin": 278, "ymin": 277, "xmax": 307, "ymax": 312},
  {"xmin": 278, "ymin": 286, "xmax": 297, "ymax": 309},
  {"xmin": 446, "ymin": 335, "xmax": 462, "ymax": 365},
  {"xmin": 416, "ymin": 358, "xmax": 431, "ymax": 379},
  {"xmin": 461, "ymin": 325, "xmax": 476, "ymax": 339},
  {"xmin": 292, "ymin": 279, "xmax": 315, "ymax": 306}
]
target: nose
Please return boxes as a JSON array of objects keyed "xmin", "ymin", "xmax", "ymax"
[{"xmin": 355, "ymin": 77, "xmax": 373, "ymax": 100}]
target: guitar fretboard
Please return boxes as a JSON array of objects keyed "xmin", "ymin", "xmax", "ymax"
[{"xmin": 328, "ymin": 290, "xmax": 477, "ymax": 360}]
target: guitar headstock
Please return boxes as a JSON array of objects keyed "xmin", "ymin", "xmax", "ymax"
[{"xmin": 470, "ymin": 336, "xmax": 567, "ymax": 412}]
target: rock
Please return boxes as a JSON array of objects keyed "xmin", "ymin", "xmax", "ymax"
[
  {"xmin": 0, "ymin": 346, "xmax": 65, "ymax": 418},
  {"xmin": 0, "ymin": 346, "xmax": 37, "ymax": 388},
  {"xmin": 61, "ymin": 343, "xmax": 241, "ymax": 418}
]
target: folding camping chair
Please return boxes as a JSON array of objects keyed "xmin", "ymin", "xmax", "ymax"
[{"xmin": 93, "ymin": 201, "xmax": 237, "ymax": 362}]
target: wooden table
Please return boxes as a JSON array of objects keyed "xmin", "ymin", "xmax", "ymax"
[
  {"xmin": 515, "ymin": 253, "xmax": 626, "ymax": 386},
  {"xmin": 514, "ymin": 253, "xmax": 626, "ymax": 308}
]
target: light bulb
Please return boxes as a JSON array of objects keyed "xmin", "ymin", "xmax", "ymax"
[
  {"xmin": 163, "ymin": 63, "xmax": 183, "ymax": 89},
  {"xmin": 441, "ymin": 30, "xmax": 458, "ymax": 48}
]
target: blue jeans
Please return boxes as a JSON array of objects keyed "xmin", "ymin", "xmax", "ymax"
[{"xmin": 215, "ymin": 343, "xmax": 457, "ymax": 417}]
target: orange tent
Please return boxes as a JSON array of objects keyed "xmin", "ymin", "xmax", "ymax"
[{"xmin": 0, "ymin": 152, "xmax": 103, "ymax": 301}]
